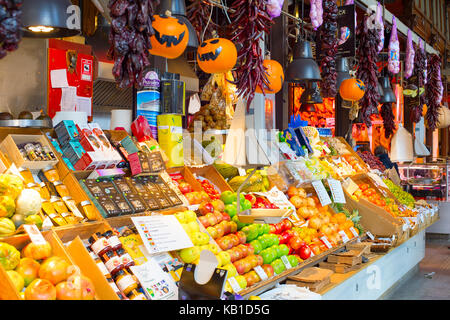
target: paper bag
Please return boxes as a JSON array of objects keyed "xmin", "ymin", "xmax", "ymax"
[
  {"xmin": 386, "ymin": 167, "xmax": 401, "ymax": 186},
  {"xmin": 390, "ymin": 125, "xmax": 413, "ymax": 163}
]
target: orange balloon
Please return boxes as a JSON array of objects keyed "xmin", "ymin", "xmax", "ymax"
[
  {"xmin": 149, "ymin": 14, "xmax": 189, "ymax": 59},
  {"xmin": 256, "ymin": 59, "xmax": 285, "ymax": 94},
  {"xmin": 340, "ymin": 78, "xmax": 365, "ymax": 101},
  {"xmin": 197, "ymin": 38, "xmax": 237, "ymax": 74}
]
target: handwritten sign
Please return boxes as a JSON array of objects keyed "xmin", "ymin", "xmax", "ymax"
[
  {"xmin": 328, "ymin": 178, "xmax": 346, "ymax": 203},
  {"xmin": 312, "ymin": 180, "xmax": 332, "ymax": 206}
]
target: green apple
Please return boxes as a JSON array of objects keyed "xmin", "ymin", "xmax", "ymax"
[
  {"xmin": 278, "ymin": 244, "xmax": 290, "ymax": 257},
  {"xmin": 179, "ymin": 247, "xmax": 200, "ymax": 263},
  {"xmin": 232, "ymin": 215, "xmax": 246, "ymax": 230},
  {"xmin": 260, "ymin": 248, "xmax": 276, "ymax": 265},
  {"xmin": 220, "ymin": 191, "xmax": 235, "ymax": 205},
  {"xmin": 217, "ymin": 251, "xmax": 231, "ymax": 267},
  {"xmin": 190, "ymin": 231, "xmax": 210, "ymax": 246},
  {"xmin": 242, "ymin": 199, "xmax": 252, "ymax": 211},
  {"xmin": 187, "ymin": 221, "xmax": 200, "ymax": 233},
  {"xmin": 270, "ymin": 259, "xmax": 286, "ymax": 275},
  {"xmin": 175, "ymin": 212, "xmax": 187, "ymax": 224},
  {"xmin": 269, "ymin": 233, "xmax": 280, "ymax": 246},
  {"xmin": 232, "ymin": 193, "xmax": 246, "ymax": 205},
  {"xmin": 184, "ymin": 210, "xmax": 197, "ymax": 223},
  {"xmin": 262, "ymin": 224, "xmax": 270, "ymax": 234},
  {"xmin": 225, "ymin": 204, "xmax": 237, "ymax": 218},
  {"xmin": 250, "ymin": 239, "xmax": 263, "ymax": 254},
  {"xmin": 287, "ymin": 255, "xmax": 299, "ymax": 267}
]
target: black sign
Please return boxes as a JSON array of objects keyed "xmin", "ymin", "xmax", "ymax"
[{"xmin": 337, "ymin": 4, "xmax": 356, "ymax": 57}]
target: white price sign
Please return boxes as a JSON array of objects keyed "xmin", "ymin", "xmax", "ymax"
[
  {"xmin": 23, "ymin": 224, "xmax": 47, "ymax": 245},
  {"xmin": 327, "ymin": 178, "xmax": 346, "ymax": 203},
  {"xmin": 339, "ymin": 230, "xmax": 350, "ymax": 243},
  {"xmin": 366, "ymin": 231, "xmax": 375, "ymax": 240},
  {"xmin": 320, "ymin": 236, "xmax": 333, "ymax": 249},
  {"xmin": 312, "ymin": 180, "xmax": 332, "ymax": 206},
  {"xmin": 228, "ymin": 277, "xmax": 242, "ymax": 293},
  {"xmin": 254, "ymin": 266, "xmax": 269, "ymax": 281},
  {"xmin": 343, "ymin": 177, "xmax": 359, "ymax": 196},
  {"xmin": 281, "ymin": 255, "xmax": 292, "ymax": 269},
  {"xmin": 349, "ymin": 227, "xmax": 359, "ymax": 238}
]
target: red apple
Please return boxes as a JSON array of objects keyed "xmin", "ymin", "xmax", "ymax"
[
  {"xmin": 214, "ymin": 223, "xmax": 225, "ymax": 238},
  {"xmin": 281, "ymin": 219, "xmax": 293, "ymax": 231},
  {"xmin": 198, "ymin": 216, "xmax": 210, "ymax": 228},
  {"xmin": 213, "ymin": 211, "xmax": 224, "ymax": 224},
  {"xmin": 244, "ymin": 194, "xmax": 257, "ymax": 205},
  {"xmin": 227, "ymin": 248, "xmax": 241, "ymax": 263},
  {"xmin": 289, "ymin": 237, "xmax": 306, "ymax": 251},
  {"xmin": 221, "ymin": 212, "xmax": 231, "ymax": 222},
  {"xmin": 298, "ymin": 245, "xmax": 312, "ymax": 260},
  {"xmin": 236, "ymin": 231, "xmax": 247, "ymax": 244},
  {"xmin": 255, "ymin": 254, "xmax": 264, "ymax": 266},
  {"xmin": 228, "ymin": 234, "xmax": 240, "ymax": 247},
  {"xmin": 205, "ymin": 213, "xmax": 218, "ymax": 226},
  {"xmin": 245, "ymin": 244, "xmax": 255, "ymax": 256},
  {"xmin": 218, "ymin": 221, "xmax": 231, "ymax": 235},
  {"xmin": 178, "ymin": 182, "xmax": 193, "ymax": 194},
  {"xmin": 229, "ymin": 221, "xmax": 238, "ymax": 233},
  {"xmin": 261, "ymin": 264, "xmax": 275, "ymax": 278},
  {"xmin": 269, "ymin": 224, "xmax": 277, "ymax": 234},
  {"xmin": 199, "ymin": 202, "xmax": 215, "ymax": 216},
  {"xmin": 217, "ymin": 236, "xmax": 233, "ymax": 251},
  {"xmin": 211, "ymin": 199, "xmax": 225, "ymax": 212}
]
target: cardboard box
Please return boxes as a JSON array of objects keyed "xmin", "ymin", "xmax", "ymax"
[{"xmin": 157, "ymin": 114, "xmax": 184, "ymax": 168}]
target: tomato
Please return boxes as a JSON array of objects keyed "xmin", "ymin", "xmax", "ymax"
[{"xmin": 359, "ymin": 183, "xmax": 369, "ymax": 191}]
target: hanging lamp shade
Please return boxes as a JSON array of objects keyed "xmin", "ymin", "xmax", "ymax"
[
  {"xmin": 157, "ymin": 0, "xmax": 199, "ymax": 50},
  {"xmin": 379, "ymin": 76, "xmax": 396, "ymax": 104},
  {"xmin": 300, "ymin": 82, "xmax": 322, "ymax": 112},
  {"xmin": 21, "ymin": 0, "xmax": 81, "ymax": 38},
  {"xmin": 336, "ymin": 57, "xmax": 351, "ymax": 90},
  {"xmin": 286, "ymin": 40, "xmax": 322, "ymax": 83}
]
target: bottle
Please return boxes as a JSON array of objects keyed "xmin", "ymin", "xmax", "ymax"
[
  {"xmin": 88, "ymin": 232, "xmax": 112, "ymax": 257},
  {"xmin": 87, "ymin": 248, "xmax": 112, "ymax": 281},
  {"xmin": 127, "ymin": 288, "xmax": 147, "ymax": 300},
  {"xmin": 102, "ymin": 250, "xmax": 124, "ymax": 277}
]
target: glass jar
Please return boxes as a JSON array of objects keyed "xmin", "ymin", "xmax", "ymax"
[
  {"xmin": 116, "ymin": 248, "xmax": 135, "ymax": 269},
  {"xmin": 127, "ymin": 289, "xmax": 147, "ymax": 300},
  {"xmin": 39, "ymin": 182, "xmax": 51, "ymax": 200},
  {"xmin": 114, "ymin": 269, "xmax": 137, "ymax": 296},
  {"xmin": 50, "ymin": 196, "xmax": 69, "ymax": 214},
  {"xmin": 42, "ymin": 165, "xmax": 60, "ymax": 182},
  {"xmin": 87, "ymin": 249, "xmax": 112, "ymax": 281},
  {"xmin": 54, "ymin": 181, "xmax": 70, "ymax": 198},
  {"xmin": 24, "ymin": 143, "xmax": 40, "ymax": 161},
  {"xmin": 107, "ymin": 279, "xmax": 126, "ymax": 300},
  {"xmin": 34, "ymin": 143, "xmax": 47, "ymax": 160},
  {"xmin": 18, "ymin": 167, "xmax": 34, "ymax": 184},
  {"xmin": 103, "ymin": 250, "xmax": 124, "ymax": 276},
  {"xmin": 88, "ymin": 232, "xmax": 112, "ymax": 257},
  {"xmin": 42, "ymin": 145, "xmax": 56, "ymax": 160},
  {"xmin": 80, "ymin": 201, "xmax": 97, "ymax": 220},
  {"xmin": 103, "ymin": 230, "xmax": 122, "ymax": 251}
]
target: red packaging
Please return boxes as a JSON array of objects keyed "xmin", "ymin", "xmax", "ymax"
[{"xmin": 131, "ymin": 116, "xmax": 153, "ymax": 143}]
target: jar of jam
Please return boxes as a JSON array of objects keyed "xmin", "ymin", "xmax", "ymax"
[
  {"xmin": 116, "ymin": 248, "xmax": 135, "ymax": 269},
  {"xmin": 39, "ymin": 182, "xmax": 51, "ymax": 200},
  {"xmin": 87, "ymin": 249, "xmax": 112, "ymax": 281},
  {"xmin": 88, "ymin": 232, "xmax": 112, "ymax": 256},
  {"xmin": 102, "ymin": 250, "xmax": 123, "ymax": 276},
  {"xmin": 18, "ymin": 167, "xmax": 34, "ymax": 184},
  {"xmin": 107, "ymin": 279, "xmax": 126, "ymax": 300},
  {"xmin": 103, "ymin": 230, "xmax": 122, "ymax": 251},
  {"xmin": 24, "ymin": 143, "xmax": 40, "ymax": 161},
  {"xmin": 34, "ymin": 143, "xmax": 47, "ymax": 160},
  {"xmin": 127, "ymin": 289, "xmax": 147, "ymax": 300},
  {"xmin": 114, "ymin": 269, "xmax": 137, "ymax": 296},
  {"xmin": 80, "ymin": 200, "xmax": 97, "ymax": 220},
  {"xmin": 43, "ymin": 145, "xmax": 56, "ymax": 160},
  {"xmin": 27, "ymin": 183, "xmax": 41, "ymax": 195},
  {"xmin": 42, "ymin": 165, "xmax": 60, "ymax": 182},
  {"xmin": 54, "ymin": 181, "xmax": 70, "ymax": 198}
]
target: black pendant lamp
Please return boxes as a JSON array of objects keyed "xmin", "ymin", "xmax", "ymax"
[
  {"xmin": 379, "ymin": 76, "xmax": 396, "ymax": 103},
  {"xmin": 286, "ymin": 40, "xmax": 322, "ymax": 83},
  {"xmin": 157, "ymin": 0, "xmax": 199, "ymax": 50},
  {"xmin": 300, "ymin": 82, "xmax": 322, "ymax": 112},
  {"xmin": 336, "ymin": 57, "xmax": 351, "ymax": 90},
  {"xmin": 22, "ymin": 0, "xmax": 81, "ymax": 38}
]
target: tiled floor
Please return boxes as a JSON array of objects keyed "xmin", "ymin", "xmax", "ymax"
[{"xmin": 385, "ymin": 237, "xmax": 450, "ymax": 300}]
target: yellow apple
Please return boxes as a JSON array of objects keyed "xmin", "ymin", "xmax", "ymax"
[
  {"xmin": 187, "ymin": 221, "xmax": 200, "ymax": 233},
  {"xmin": 175, "ymin": 212, "xmax": 187, "ymax": 224},
  {"xmin": 184, "ymin": 210, "xmax": 197, "ymax": 223},
  {"xmin": 217, "ymin": 251, "xmax": 231, "ymax": 267}
]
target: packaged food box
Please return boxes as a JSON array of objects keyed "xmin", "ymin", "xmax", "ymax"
[{"xmin": 157, "ymin": 114, "xmax": 184, "ymax": 168}]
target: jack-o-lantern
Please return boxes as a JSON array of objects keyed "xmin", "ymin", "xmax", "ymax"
[
  {"xmin": 256, "ymin": 59, "xmax": 284, "ymax": 94},
  {"xmin": 197, "ymin": 38, "xmax": 237, "ymax": 74},
  {"xmin": 339, "ymin": 78, "xmax": 366, "ymax": 101},
  {"xmin": 149, "ymin": 14, "xmax": 189, "ymax": 59}
]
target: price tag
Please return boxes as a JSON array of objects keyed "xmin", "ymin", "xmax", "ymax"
[
  {"xmin": 327, "ymin": 179, "xmax": 346, "ymax": 204},
  {"xmin": 281, "ymin": 255, "xmax": 292, "ymax": 269},
  {"xmin": 187, "ymin": 205, "xmax": 199, "ymax": 212},
  {"xmin": 238, "ymin": 168, "xmax": 247, "ymax": 176},
  {"xmin": 309, "ymin": 250, "xmax": 315, "ymax": 257},
  {"xmin": 366, "ymin": 231, "xmax": 375, "ymax": 240},
  {"xmin": 323, "ymin": 145, "xmax": 331, "ymax": 154},
  {"xmin": 402, "ymin": 218, "xmax": 411, "ymax": 228},
  {"xmin": 311, "ymin": 180, "xmax": 332, "ymax": 206},
  {"xmin": 349, "ymin": 227, "xmax": 359, "ymax": 238},
  {"xmin": 320, "ymin": 236, "xmax": 333, "ymax": 249},
  {"xmin": 23, "ymin": 224, "xmax": 47, "ymax": 245},
  {"xmin": 254, "ymin": 266, "xmax": 269, "ymax": 280},
  {"xmin": 227, "ymin": 277, "xmax": 242, "ymax": 293},
  {"xmin": 343, "ymin": 177, "xmax": 359, "ymax": 196},
  {"xmin": 41, "ymin": 217, "xmax": 54, "ymax": 230},
  {"xmin": 339, "ymin": 230, "xmax": 350, "ymax": 243}
]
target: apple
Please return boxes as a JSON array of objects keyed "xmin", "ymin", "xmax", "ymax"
[
  {"xmin": 289, "ymin": 237, "xmax": 305, "ymax": 251},
  {"xmin": 241, "ymin": 199, "xmax": 252, "ymax": 211},
  {"xmin": 199, "ymin": 202, "xmax": 215, "ymax": 216},
  {"xmin": 224, "ymin": 204, "xmax": 237, "ymax": 218},
  {"xmin": 187, "ymin": 221, "xmax": 200, "ymax": 233},
  {"xmin": 287, "ymin": 255, "xmax": 299, "ymax": 268},
  {"xmin": 235, "ymin": 245, "xmax": 249, "ymax": 260},
  {"xmin": 15, "ymin": 258, "xmax": 40, "ymax": 286},
  {"xmin": 255, "ymin": 254, "xmax": 264, "ymax": 266},
  {"xmin": 233, "ymin": 260, "xmax": 246, "ymax": 275},
  {"xmin": 205, "ymin": 213, "xmax": 218, "ymax": 226},
  {"xmin": 7, "ymin": 270, "xmax": 24, "ymax": 292},
  {"xmin": 244, "ymin": 194, "xmax": 257, "ymax": 205},
  {"xmin": 269, "ymin": 224, "xmax": 277, "ymax": 234},
  {"xmin": 190, "ymin": 231, "xmax": 210, "ymax": 246},
  {"xmin": 278, "ymin": 244, "xmax": 290, "ymax": 257},
  {"xmin": 260, "ymin": 249, "xmax": 276, "ymax": 265},
  {"xmin": 180, "ymin": 247, "xmax": 201, "ymax": 263},
  {"xmin": 39, "ymin": 256, "xmax": 71, "ymax": 285},
  {"xmin": 221, "ymin": 212, "xmax": 231, "ymax": 222},
  {"xmin": 198, "ymin": 216, "xmax": 210, "ymax": 228},
  {"xmin": 214, "ymin": 223, "xmax": 225, "ymax": 239},
  {"xmin": 213, "ymin": 211, "xmax": 224, "ymax": 224},
  {"xmin": 235, "ymin": 231, "xmax": 246, "ymax": 244},
  {"xmin": 281, "ymin": 219, "xmax": 293, "ymax": 231},
  {"xmin": 199, "ymin": 191, "xmax": 210, "ymax": 202},
  {"xmin": 208, "ymin": 243, "xmax": 220, "ymax": 255},
  {"xmin": 245, "ymin": 255, "xmax": 259, "ymax": 269},
  {"xmin": 184, "ymin": 193, "xmax": 196, "ymax": 204},
  {"xmin": 206, "ymin": 226, "xmax": 218, "ymax": 239},
  {"xmin": 211, "ymin": 199, "xmax": 225, "ymax": 212},
  {"xmin": 181, "ymin": 223, "xmax": 191, "ymax": 235},
  {"xmin": 184, "ymin": 210, "xmax": 197, "ymax": 223},
  {"xmin": 270, "ymin": 259, "xmax": 286, "ymax": 275},
  {"xmin": 249, "ymin": 239, "xmax": 263, "ymax": 254},
  {"xmin": 178, "ymin": 182, "xmax": 193, "ymax": 194},
  {"xmin": 221, "ymin": 263, "xmax": 237, "ymax": 278},
  {"xmin": 228, "ymin": 234, "xmax": 240, "ymax": 247},
  {"xmin": 216, "ymin": 236, "xmax": 233, "ymax": 251},
  {"xmin": 217, "ymin": 251, "xmax": 231, "ymax": 267},
  {"xmin": 227, "ymin": 248, "xmax": 240, "ymax": 263},
  {"xmin": 24, "ymin": 279, "xmax": 56, "ymax": 300},
  {"xmin": 261, "ymin": 264, "xmax": 275, "ymax": 278},
  {"xmin": 56, "ymin": 275, "xmax": 95, "ymax": 300},
  {"xmin": 298, "ymin": 245, "xmax": 312, "ymax": 260},
  {"xmin": 229, "ymin": 221, "xmax": 238, "ymax": 233},
  {"xmin": 22, "ymin": 241, "xmax": 52, "ymax": 261},
  {"xmin": 174, "ymin": 211, "xmax": 187, "ymax": 224}
]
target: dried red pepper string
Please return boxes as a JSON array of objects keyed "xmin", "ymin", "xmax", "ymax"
[
  {"xmin": 410, "ymin": 42, "xmax": 426, "ymax": 123},
  {"xmin": 425, "ymin": 53, "xmax": 442, "ymax": 131},
  {"xmin": 380, "ymin": 102, "xmax": 396, "ymax": 138},
  {"xmin": 108, "ymin": 0, "xmax": 158, "ymax": 89},
  {"xmin": 356, "ymin": 14, "xmax": 380, "ymax": 127},
  {"xmin": 186, "ymin": 0, "xmax": 218, "ymax": 40},
  {"xmin": 230, "ymin": 0, "xmax": 273, "ymax": 109}
]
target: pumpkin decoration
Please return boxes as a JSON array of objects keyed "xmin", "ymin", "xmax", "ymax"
[
  {"xmin": 197, "ymin": 38, "xmax": 237, "ymax": 74},
  {"xmin": 149, "ymin": 13, "xmax": 189, "ymax": 59},
  {"xmin": 255, "ymin": 59, "xmax": 285, "ymax": 94},
  {"xmin": 339, "ymin": 78, "xmax": 366, "ymax": 101}
]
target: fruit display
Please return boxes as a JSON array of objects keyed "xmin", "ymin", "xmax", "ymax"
[
  {"xmin": 321, "ymin": 137, "xmax": 351, "ymax": 155},
  {"xmin": 228, "ymin": 171, "xmax": 269, "ymax": 193},
  {"xmin": 321, "ymin": 156, "xmax": 364, "ymax": 177},
  {"xmin": 196, "ymin": 178, "xmax": 221, "ymax": 200},
  {"xmin": 383, "ymin": 179, "xmax": 415, "ymax": 209},
  {"xmin": 352, "ymin": 183, "xmax": 400, "ymax": 217},
  {"xmin": 213, "ymin": 162, "xmax": 239, "ymax": 181},
  {"xmin": 0, "ymin": 239, "xmax": 95, "ymax": 300},
  {"xmin": 357, "ymin": 150, "xmax": 386, "ymax": 172}
]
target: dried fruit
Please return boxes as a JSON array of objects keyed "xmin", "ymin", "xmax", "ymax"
[
  {"xmin": 425, "ymin": 53, "xmax": 443, "ymax": 131},
  {"xmin": 380, "ymin": 102, "xmax": 396, "ymax": 138},
  {"xmin": 0, "ymin": 1, "xmax": 22, "ymax": 59}
]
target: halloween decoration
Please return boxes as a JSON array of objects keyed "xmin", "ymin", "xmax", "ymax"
[
  {"xmin": 425, "ymin": 53, "xmax": 443, "ymax": 131},
  {"xmin": 149, "ymin": 13, "xmax": 189, "ymax": 59},
  {"xmin": 318, "ymin": 0, "xmax": 339, "ymax": 98},
  {"xmin": 339, "ymin": 78, "xmax": 365, "ymax": 102},
  {"xmin": 0, "ymin": 0, "xmax": 22, "ymax": 59},
  {"xmin": 108, "ymin": 0, "xmax": 157, "ymax": 88},
  {"xmin": 410, "ymin": 39, "xmax": 427, "ymax": 123},
  {"xmin": 356, "ymin": 14, "xmax": 380, "ymax": 127},
  {"xmin": 196, "ymin": 38, "xmax": 237, "ymax": 74},
  {"xmin": 255, "ymin": 59, "xmax": 284, "ymax": 94},
  {"xmin": 230, "ymin": 0, "xmax": 274, "ymax": 108}
]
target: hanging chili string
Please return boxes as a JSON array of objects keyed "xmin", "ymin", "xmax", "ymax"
[
  {"xmin": 425, "ymin": 53, "xmax": 443, "ymax": 131},
  {"xmin": 380, "ymin": 102, "xmax": 395, "ymax": 138}
]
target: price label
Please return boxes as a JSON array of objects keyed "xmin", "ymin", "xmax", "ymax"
[
  {"xmin": 41, "ymin": 217, "xmax": 54, "ymax": 230},
  {"xmin": 343, "ymin": 177, "xmax": 359, "ymax": 196},
  {"xmin": 187, "ymin": 205, "xmax": 200, "ymax": 212},
  {"xmin": 339, "ymin": 230, "xmax": 350, "ymax": 243},
  {"xmin": 366, "ymin": 231, "xmax": 375, "ymax": 240},
  {"xmin": 238, "ymin": 168, "xmax": 247, "ymax": 176},
  {"xmin": 402, "ymin": 218, "xmax": 411, "ymax": 228},
  {"xmin": 349, "ymin": 227, "xmax": 359, "ymax": 238},
  {"xmin": 254, "ymin": 266, "xmax": 269, "ymax": 281},
  {"xmin": 312, "ymin": 180, "xmax": 332, "ymax": 206},
  {"xmin": 327, "ymin": 178, "xmax": 346, "ymax": 204},
  {"xmin": 23, "ymin": 224, "xmax": 47, "ymax": 245},
  {"xmin": 320, "ymin": 236, "xmax": 333, "ymax": 249},
  {"xmin": 281, "ymin": 255, "xmax": 293, "ymax": 269},
  {"xmin": 323, "ymin": 145, "xmax": 331, "ymax": 154},
  {"xmin": 309, "ymin": 250, "xmax": 315, "ymax": 257},
  {"xmin": 227, "ymin": 277, "xmax": 242, "ymax": 293}
]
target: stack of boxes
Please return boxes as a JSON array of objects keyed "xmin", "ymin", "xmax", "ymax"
[{"xmin": 54, "ymin": 120, "xmax": 85, "ymax": 168}]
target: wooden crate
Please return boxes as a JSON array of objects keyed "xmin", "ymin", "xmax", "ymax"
[
  {"xmin": 188, "ymin": 165, "xmax": 233, "ymax": 193},
  {"xmin": 327, "ymin": 254, "xmax": 362, "ymax": 266},
  {"xmin": 318, "ymin": 261, "xmax": 361, "ymax": 274},
  {"xmin": 166, "ymin": 166, "xmax": 204, "ymax": 192},
  {"xmin": 0, "ymin": 229, "xmax": 112, "ymax": 300},
  {"xmin": 0, "ymin": 134, "xmax": 58, "ymax": 170},
  {"xmin": 286, "ymin": 277, "xmax": 331, "ymax": 292}
]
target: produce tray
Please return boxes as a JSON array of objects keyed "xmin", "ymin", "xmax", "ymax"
[
  {"xmin": 188, "ymin": 165, "xmax": 233, "ymax": 193},
  {"xmin": 166, "ymin": 166, "xmax": 204, "ymax": 192}
]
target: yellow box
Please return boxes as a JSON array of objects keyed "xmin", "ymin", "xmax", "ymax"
[{"xmin": 157, "ymin": 114, "xmax": 184, "ymax": 168}]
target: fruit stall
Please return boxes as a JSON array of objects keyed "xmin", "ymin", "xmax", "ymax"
[{"xmin": 0, "ymin": 123, "xmax": 438, "ymax": 301}]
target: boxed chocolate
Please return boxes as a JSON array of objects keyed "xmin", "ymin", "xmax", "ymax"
[
  {"xmin": 124, "ymin": 193, "xmax": 148, "ymax": 213},
  {"xmin": 146, "ymin": 151, "xmax": 166, "ymax": 172},
  {"xmin": 97, "ymin": 195, "xmax": 122, "ymax": 217},
  {"xmin": 83, "ymin": 179, "xmax": 105, "ymax": 197},
  {"xmin": 112, "ymin": 177, "xmax": 134, "ymax": 194},
  {"xmin": 140, "ymin": 193, "xmax": 162, "ymax": 211}
]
